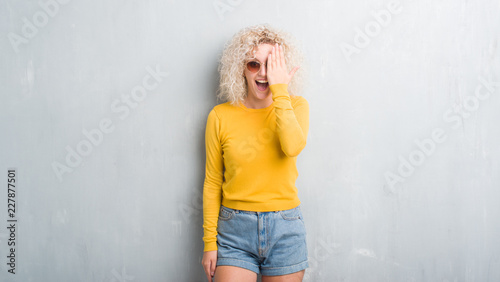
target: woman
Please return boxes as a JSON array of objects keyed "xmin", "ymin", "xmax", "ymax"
[{"xmin": 201, "ymin": 24, "xmax": 310, "ymax": 282}]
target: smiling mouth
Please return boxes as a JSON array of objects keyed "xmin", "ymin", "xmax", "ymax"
[{"xmin": 255, "ymin": 80, "xmax": 269, "ymax": 91}]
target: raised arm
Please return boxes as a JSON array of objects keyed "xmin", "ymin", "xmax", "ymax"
[
  {"xmin": 265, "ymin": 43, "xmax": 309, "ymax": 157},
  {"xmin": 270, "ymin": 83, "xmax": 310, "ymax": 157}
]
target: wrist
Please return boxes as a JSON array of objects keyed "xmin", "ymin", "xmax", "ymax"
[{"xmin": 269, "ymin": 83, "xmax": 289, "ymax": 97}]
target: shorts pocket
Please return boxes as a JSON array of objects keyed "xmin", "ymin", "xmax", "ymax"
[
  {"xmin": 279, "ymin": 206, "xmax": 303, "ymax": 221},
  {"xmin": 218, "ymin": 206, "xmax": 235, "ymax": 221}
]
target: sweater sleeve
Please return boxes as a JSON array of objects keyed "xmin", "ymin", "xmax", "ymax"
[
  {"xmin": 270, "ymin": 83, "xmax": 310, "ymax": 157},
  {"xmin": 202, "ymin": 109, "xmax": 223, "ymax": 252}
]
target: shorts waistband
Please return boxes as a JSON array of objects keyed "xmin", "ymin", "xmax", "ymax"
[{"xmin": 221, "ymin": 204, "xmax": 300, "ymax": 215}]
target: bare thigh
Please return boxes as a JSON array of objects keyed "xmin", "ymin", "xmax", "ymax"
[
  {"xmin": 261, "ymin": 269, "xmax": 305, "ymax": 282},
  {"xmin": 214, "ymin": 265, "xmax": 257, "ymax": 282}
]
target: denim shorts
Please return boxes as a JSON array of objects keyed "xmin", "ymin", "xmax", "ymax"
[{"xmin": 216, "ymin": 204, "xmax": 309, "ymax": 276}]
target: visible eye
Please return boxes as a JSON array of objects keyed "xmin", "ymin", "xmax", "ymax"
[{"xmin": 248, "ymin": 61, "xmax": 260, "ymax": 68}]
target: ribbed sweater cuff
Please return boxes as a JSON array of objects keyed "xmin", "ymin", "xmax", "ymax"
[{"xmin": 270, "ymin": 83, "xmax": 293, "ymax": 110}]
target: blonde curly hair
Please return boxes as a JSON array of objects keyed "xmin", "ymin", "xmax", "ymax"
[{"xmin": 216, "ymin": 23, "xmax": 307, "ymax": 106}]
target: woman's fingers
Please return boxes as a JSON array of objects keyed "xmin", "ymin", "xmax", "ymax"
[
  {"xmin": 275, "ymin": 44, "xmax": 281, "ymax": 69},
  {"xmin": 271, "ymin": 45, "xmax": 276, "ymax": 69},
  {"xmin": 203, "ymin": 263, "xmax": 211, "ymax": 281},
  {"xmin": 279, "ymin": 44, "xmax": 285, "ymax": 69},
  {"xmin": 210, "ymin": 259, "xmax": 216, "ymax": 277},
  {"xmin": 268, "ymin": 53, "xmax": 272, "ymax": 72}
]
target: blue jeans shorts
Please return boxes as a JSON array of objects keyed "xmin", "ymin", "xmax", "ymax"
[{"xmin": 216, "ymin": 204, "xmax": 309, "ymax": 276}]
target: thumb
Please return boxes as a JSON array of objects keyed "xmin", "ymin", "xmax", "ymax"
[
  {"xmin": 210, "ymin": 261, "xmax": 216, "ymax": 276},
  {"xmin": 289, "ymin": 66, "xmax": 300, "ymax": 80}
]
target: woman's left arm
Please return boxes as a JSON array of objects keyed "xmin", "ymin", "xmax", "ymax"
[
  {"xmin": 267, "ymin": 43, "xmax": 309, "ymax": 157},
  {"xmin": 270, "ymin": 84, "xmax": 309, "ymax": 157}
]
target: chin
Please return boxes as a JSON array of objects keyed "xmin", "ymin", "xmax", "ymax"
[{"xmin": 255, "ymin": 88, "xmax": 270, "ymax": 98}]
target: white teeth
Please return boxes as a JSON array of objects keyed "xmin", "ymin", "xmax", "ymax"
[{"xmin": 256, "ymin": 80, "xmax": 268, "ymax": 83}]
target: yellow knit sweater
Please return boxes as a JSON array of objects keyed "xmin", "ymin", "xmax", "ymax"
[{"xmin": 202, "ymin": 83, "xmax": 309, "ymax": 252}]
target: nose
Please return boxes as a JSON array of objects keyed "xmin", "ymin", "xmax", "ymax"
[{"xmin": 259, "ymin": 62, "xmax": 267, "ymax": 76}]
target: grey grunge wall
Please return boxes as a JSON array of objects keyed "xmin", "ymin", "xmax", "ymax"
[{"xmin": 1, "ymin": 0, "xmax": 500, "ymax": 281}]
